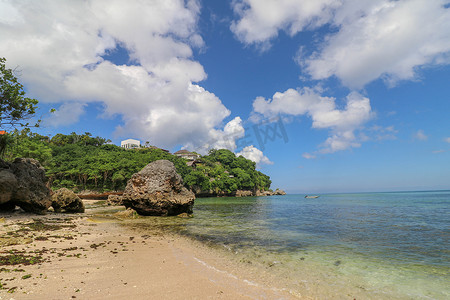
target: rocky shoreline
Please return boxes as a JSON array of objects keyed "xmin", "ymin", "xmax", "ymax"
[
  {"xmin": 78, "ymin": 187, "xmax": 286, "ymax": 200},
  {"xmin": 1, "ymin": 158, "xmax": 285, "ymax": 217},
  {"xmin": 194, "ymin": 188, "xmax": 286, "ymax": 198}
]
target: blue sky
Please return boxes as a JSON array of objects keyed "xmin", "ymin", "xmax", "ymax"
[{"xmin": 1, "ymin": 0, "xmax": 449, "ymax": 193}]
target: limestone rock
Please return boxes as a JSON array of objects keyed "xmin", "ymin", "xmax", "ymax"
[
  {"xmin": 113, "ymin": 208, "xmax": 138, "ymax": 219},
  {"xmin": 0, "ymin": 169, "xmax": 17, "ymax": 205},
  {"xmin": 122, "ymin": 160, "xmax": 195, "ymax": 216},
  {"xmin": 0, "ymin": 158, "xmax": 52, "ymax": 214},
  {"xmin": 256, "ymin": 189, "xmax": 274, "ymax": 196},
  {"xmin": 177, "ymin": 212, "xmax": 193, "ymax": 218},
  {"xmin": 107, "ymin": 194, "xmax": 123, "ymax": 206},
  {"xmin": 51, "ymin": 188, "xmax": 85, "ymax": 213},
  {"xmin": 235, "ymin": 190, "xmax": 254, "ymax": 197},
  {"xmin": 274, "ymin": 189, "xmax": 286, "ymax": 195}
]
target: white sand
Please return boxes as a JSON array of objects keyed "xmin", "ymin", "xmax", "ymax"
[{"xmin": 0, "ymin": 204, "xmax": 297, "ymax": 299}]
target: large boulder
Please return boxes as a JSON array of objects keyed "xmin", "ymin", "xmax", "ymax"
[
  {"xmin": 0, "ymin": 158, "xmax": 52, "ymax": 214},
  {"xmin": 0, "ymin": 169, "xmax": 17, "ymax": 205},
  {"xmin": 51, "ymin": 188, "xmax": 85, "ymax": 213},
  {"xmin": 122, "ymin": 160, "xmax": 195, "ymax": 216}
]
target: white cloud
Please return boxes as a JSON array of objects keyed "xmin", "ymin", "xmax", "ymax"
[
  {"xmin": 237, "ymin": 145, "xmax": 273, "ymax": 166},
  {"xmin": 368, "ymin": 125, "xmax": 398, "ymax": 141},
  {"xmin": 414, "ymin": 129, "xmax": 428, "ymax": 141},
  {"xmin": 253, "ymin": 87, "xmax": 373, "ymax": 154},
  {"xmin": 0, "ymin": 0, "xmax": 238, "ymax": 151},
  {"xmin": 42, "ymin": 103, "xmax": 86, "ymax": 127},
  {"xmin": 232, "ymin": 0, "xmax": 450, "ymax": 88},
  {"xmin": 444, "ymin": 137, "xmax": 450, "ymax": 143},
  {"xmin": 184, "ymin": 116, "xmax": 245, "ymax": 155},
  {"xmin": 302, "ymin": 153, "xmax": 316, "ymax": 160},
  {"xmin": 304, "ymin": 0, "xmax": 450, "ymax": 88},
  {"xmin": 231, "ymin": 0, "xmax": 339, "ymax": 46}
]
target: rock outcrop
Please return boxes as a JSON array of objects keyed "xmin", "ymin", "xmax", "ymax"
[
  {"xmin": 51, "ymin": 188, "xmax": 85, "ymax": 213},
  {"xmin": 0, "ymin": 167, "xmax": 17, "ymax": 205},
  {"xmin": 193, "ymin": 188, "xmax": 286, "ymax": 198},
  {"xmin": 122, "ymin": 160, "xmax": 195, "ymax": 216},
  {"xmin": 274, "ymin": 189, "xmax": 286, "ymax": 195},
  {"xmin": 0, "ymin": 158, "xmax": 52, "ymax": 214},
  {"xmin": 235, "ymin": 190, "xmax": 254, "ymax": 197},
  {"xmin": 107, "ymin": 194, "xmax": 123, "ymax": 206}
]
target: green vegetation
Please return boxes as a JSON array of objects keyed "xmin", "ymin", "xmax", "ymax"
[
  {"xmin": 2, "ymin": 130, "xmax": 271, "ymax": 193},
  {"xmin": 1, "ymin": 57, "xmax": 41, "ymax": 156},
  {"xmin": 0, "ymin": 55, "xmax": 268, "ymax": 195},
  {"xmin": 185, "ymin": 149, "xmax": 271, "ymax": 194},
  {"xmin": 0, "ymin": 57, "xmax": 39, "ymax": 129}
]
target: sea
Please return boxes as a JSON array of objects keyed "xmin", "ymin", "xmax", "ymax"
[{"xmin": 134, "ymin": 190, "xmax": 450, "ymax": 299}]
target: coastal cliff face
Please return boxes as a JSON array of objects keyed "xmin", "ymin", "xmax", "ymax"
[
  {"xmin": 122, "ymin": 160, "xmax": 195, "ymax": 216},
  {"xmin": 0, "ymin": 158, "xmax": 52, "ymax": 214}
]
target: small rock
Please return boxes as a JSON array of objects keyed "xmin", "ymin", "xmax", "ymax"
[
  {"xmin": 177, "ymin": 212, "xmax": 193, "ymax": 218},
  {"xmin": 107, "ymin": 194, "xmax": 123, "ymax": 206},
  {"xmin": 274, "ymin": 189, "xmax": 286, "ymax": 195},
  {"xmin": 51, "ymin": 188, "xmax": 85, "ymax": 213},
  {"xmin": 113, "ymin": 208, "xmax": 138, "ymax": 219}
]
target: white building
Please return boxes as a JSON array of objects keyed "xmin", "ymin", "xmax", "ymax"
[
  {"xmin": 121, "ymin": 139, "xmax": 141, "ymax": 149},
  {"xmin": 174, "ymin": 149, "xmax": 200, "ymax": 160}
]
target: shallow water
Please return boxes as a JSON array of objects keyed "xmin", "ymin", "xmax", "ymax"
[{"xmin": 130, "ymin": 191, "xmax": 450, "ymax": 299}]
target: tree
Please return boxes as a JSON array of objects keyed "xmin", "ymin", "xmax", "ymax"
[
  {"xmin": 0, "ymin": 57, "xmax": 39, "ymax": 129},
  {"xmin": 2, "ymin": 129, "xmax": 52, "ymax": 164}
]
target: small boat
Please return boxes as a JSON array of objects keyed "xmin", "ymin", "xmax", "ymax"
[{"xmin": 305, "ymin": 195, "xmax": 319, "ymax": 199}]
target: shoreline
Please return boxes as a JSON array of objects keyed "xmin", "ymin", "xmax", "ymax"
[
  {"xmin": 0, "ymin": 201, "xmax": 297, "ymax": 299},
  {"xmin": 76, "ymin": 189, "xmax": 286, "ymax": 200}
]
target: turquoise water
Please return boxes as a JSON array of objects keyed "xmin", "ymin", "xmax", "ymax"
[
  {"xmin": 175, "ymin": 191, "xmax": 449, "ymax": 299},
  {"xmin": 128, "ymin": 191, "xmax": 449, "ymax": 298}
]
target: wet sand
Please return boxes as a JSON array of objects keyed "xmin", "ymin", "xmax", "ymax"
[{"xmin": 0, "ymin": 201, "xmax": 297, "ymax": 299}]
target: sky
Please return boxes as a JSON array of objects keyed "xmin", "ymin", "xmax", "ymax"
[{"xmin": 1, "ymin": 0, "xmax": 449, "ymax": 193}]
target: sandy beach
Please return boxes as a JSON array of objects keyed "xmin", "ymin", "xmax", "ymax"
[{"xmin": 0, "ymin": 201, "xmax": 297, "ymax": 300}]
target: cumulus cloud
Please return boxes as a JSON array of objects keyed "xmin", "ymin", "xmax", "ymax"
[
  {"xmin": 304, "ymin": 0, "xmax": 450, "ymax": 88},
  {"xmin": 0, "ymin": 0, "xmax": 242, "ymax": 151},
  {"xmin": 253, "ymin": 87, "xmax": 373, "ymax": 154},
  {"xmin": 237, "ymin": 145, "xmax": 273, "ymax": 166},
  {"xmin": 231, "ymin": 0, "xmax": 338, "ymax": 46},
  {"xmin": 232, "ymin": 0, "xmax": 448, "ymax": 157},
  {"xmin": 42, "ymin": 103, "xmax": 87, "ymax": 127},
  {"xmin": 232, "ymin": 0, "xmax": 450, "ymax": 88},
  {"xmin": 184, "ymin": 116, "xmax": 245, "ymax": 155},
  {"xmin": 414, "ymin": 129, "xmax": 428, "ymax": 141},
  {"xmin": 444, "ymin": 137, "xmax": 450, "ymax": 143}
]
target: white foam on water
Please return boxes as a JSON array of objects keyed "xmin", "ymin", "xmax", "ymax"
[{"xmin": 193, "ymin": 256, "xmax": 239, "ymax": 280}]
